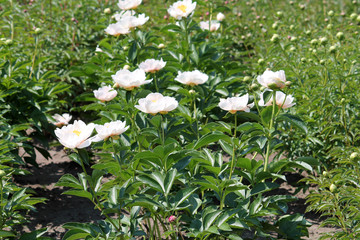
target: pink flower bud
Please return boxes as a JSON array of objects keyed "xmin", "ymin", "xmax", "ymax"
[{"xmin": 168, "ymin": 216, "xmax": 176, "ymax": 222}]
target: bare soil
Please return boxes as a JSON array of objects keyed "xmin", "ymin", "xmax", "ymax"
[{"xmin": 14, "ymin": 147, "xmax": 337, "ymax": 239}]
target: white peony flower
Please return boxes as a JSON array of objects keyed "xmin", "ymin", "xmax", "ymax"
[
  {"xmin": 217, "ymin": 12, "xmax": 225, "ymax": 21},
  {"xmin": 112, "ymin": 69, "xmax": 152, "ymax": 90},
  {"xmin": 168, "ymin": 0, "xmax": 197, "ymax": 20},
  {"xmin": 259, "ymin": 90, "xmax": 295, "ymax": 109},
  {"xmin": 93, "ymin": 85, "xmax": 117, "ymax": 102},
  {"xmin": 116, "ymin": 14, "xmax": 149, "ymax": 29},
  {"xmin": 55, "ymin": 120, "xmax": 95, "ymax": 149},
  {"xmin": 52, "ymin": 113, "xmax": 72, "ymax": 127},
  {"xmin": 257, "ymin": 69, "xmax": 287, "ymax": 90},
  {"xmin": 113, "ymin": 10, "xmax": 136, "ymax": 21},
  {"xmin": 175, "ymin": 70, "xmax": 209, "ymax": 86},
  {"xmin": 135, "ymin": 93, "xmax": 178, "ymax": 115},
  {"xmin": 219, "ymin": 94, "xmax": 254, "ymax": 114},
  {"xmin": 105, "ymin": 22, "xmax": 130, "ymax": 36},
  {"xmin": 117, "ymin": 0, "xmax": 142, "ymax": 10},
  {"xmin": 139, "ymin": 59, "xmax": 166, "ymax": 73},
  {"xmin": 199, "ymin": 20, "xmax": 221, "ymax": 32},
  {"xmin": 91, "ymin": 121, "xmax": 129, "ymax": 141}
]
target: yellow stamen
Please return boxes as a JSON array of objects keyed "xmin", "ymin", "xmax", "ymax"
[
  {"xmin": 178, "ymin": 4, "xmax": 187, "ymax": 13},
  {"xmin": 73, "ymin": 130, "xmax": 81, "ymax": 136}
]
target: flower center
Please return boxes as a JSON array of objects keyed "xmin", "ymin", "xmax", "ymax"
[
  {"xmin": 73, "ymin": 130, "xmax": 81, "ymax": 136},
  {"xmin": 178, "ymin": 4, "xmax": 187, "ymax": 13}
]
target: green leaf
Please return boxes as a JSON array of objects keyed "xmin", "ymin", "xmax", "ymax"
[
  {"xmin": 193, "ymin": 131, "xmax": 231, "ymax": 149},
  {"xmin": 277, "ymin": 113, "xmax": 308, "ymax": 134},
  {"xmin": 250, "ymin": 182, "xmax": 279, "ymax": 195},
  {"xmin": 164, "ymin": 168, "xmax": 177, "ymax": 197},
  {"xmin": 0, "ymin": 230, "xmax": 16, "ymax": 237},
  {"xmin": 174, "ymin": 187, "xmax": 198, "ymax": 209}
]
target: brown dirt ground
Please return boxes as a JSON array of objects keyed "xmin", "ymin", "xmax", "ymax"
[{"xmin": 14, "ymin": 147, "xmax": 337, "ymax": 239}]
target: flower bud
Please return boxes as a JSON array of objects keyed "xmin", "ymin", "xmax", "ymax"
[
  {"xmin": 0, "ymin": 169, "xmax": 5, "ymax": 178},
  {"xmin": 123, "ymin": 46, "xmax": 128, "ymax": 50},
  {"xmin": 310, "ymin": 39, "xmax": 318, "ymax": 46},
  {"xmin": 299, "ymin": 4, "xmax": 305, "ymax": 10},
  {"xmin": 276, "ymin": 11, "xmax": 283, "ymax": 18},
  {"xmin": 308, "ymin": 58, "xmax": 313, "ymax": 63},
  {"xmin": 305, "ymin": 30, "xmax": 311, "ymax": 36},
  {"xmin": 35, "ymin": 28, "xmax": 42, "ymax": 34},
  {"xmin": 158, "ymin": 43, "xmax": 165, "ymax": 49},
  {"xmin": 258, "ymin": 58, "xmax": 265, "ymax": 64},
  {"xmin": 271, "ymin": 34, "xmax": 280, "ymax": 43},
  {"xmin": 250, "ymin": 83, "xmax": 259, "ymax": 91},
  {"xmin": 350, "ymin": 13, "xmax": 357, "ymax": 20},
  {"xmin": 329, "ymin": 45, "xmax": 336, "ymax": 53},
  {"xmin": 326, "ymin": 24, "xmax": 333, "ymax": 30},
  {"xmin": 272, "ymin": 22, "xmax": 279, "ymax": 30},
  {"xmin": 336, "ymin": 32, "xmax": 345, "ymax": 40},
  {"xmin": 320, "ymin": 37, "xmax": 328, "ymax": 45},
  {"xmin": 320, "ymin": 59, "xmax": 326, "ymax": 65},
  {"xmin": 329, "ymin": 183, "xmax": 337, "ymax": 192},
  {"xmin": 104, "ymin": 8, "xmax": 111, "ymax": 14},
  {"xmin": 123, "ymin": 65, "xmax": 130, "ymax": 70},
  {"xmin": 312, "ymin": 49, "xmax": 317, "ymax": 54},
  {"xmin": 289, "ymin": 25, "xmax": 295, "ymax": 30},
  {"xmin": 189, "ymin": 89, "xmax": 195, "ymax": 94},
  {"xmin": 290, "ymin": 36, "xmax": 297, "ymax": 42},
  {"xmin": 352, "ymin": 60, "xmax": 357, "ymax": 65},
  {"xmin": 301, "ymin": 57, "xmax": 307, "ymax": 63},
  {"xmin": 350, "ymin": 152, "xmax": 359, "ymax": 160},
  {"xmin": 243, "ymin": 76, "xmax": 251, "ymax": 82},
  {"xmin": 168, "ymin": 215, "xmax": 176, "ymax": 223},
  {"xmin": 289, "ymin": 46, "xmax": 296, "ymax": 52},
  {"xmin": 357, "ymin": 15, "xmax": 360, "ymax": 23},
  {"xmin": 322, "ymin": 171, "xmax": 328, "ymax": 177},
  {"xmin": 5, "ymin": 39, "xmax": 13, "ymax": 45},
  {"xmin": 328, "ymin": 10, "xmax": 334, "ymax": 16},
  {"xmin": 285, "ymin": 81, "xmax": 291, "ymax": 86}
]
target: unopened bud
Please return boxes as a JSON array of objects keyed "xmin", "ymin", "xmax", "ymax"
[
  {"xmin": 285, "ymin": 81, "xmax": 291, "ymax": 86},
  {"xmin": 123, "ymin": 46, "xmax": 128, "ymax": 50},
  {"xmin": 258, "ymin": 58, "xmax": 265, "ymax": 64},
  {"xmin": 35, "ymin": 28, "xmax": 42, "ymax": 34},
  {"xmin": 350, "ymin": 152, "xmax": 359, "ymax": 160},
  {"xmin": 320, "ymin": 59, "xmax": 326, "ymax": 65},
  {"xmin": 0, "ymin": 169, "xmax": 5, "ymax": 178},
  {"xmin": 326, "ymin": 24, "xmax": 333, "ymax": 30},
  {"xmin": 320, "ymin": 37, "xmax": 328, "ymax": 45},
  {"xmin": 272, "ymin": 22, "xmax": 279, "ymax": 30},
  {"xmin": 123, "ymin": 65, "xmax": 130, "ymax": 70},
  {"xmin": 301, "ymin": 57, "xmax": 307, "ymax": 63},
  {"xmin": 158, "ymin": 43, "xmax": 165, "ymax": 49},
  {"xmin": 271, "ymin": 34, "xmax": 280, "ymax": 43},
  {"xmin": 289, "ymin": 25, "xmax": 295, "ymax": 30},
  {"xmin": 250, "ymin": 83, "xmax": 259, "ymax": 91},
  {"xmin": 322, "ymin": 171, "xmax": 328, "ymax": 177},
  {"xmin": 189, "ymin": 89, "xmax": 195, "ymax": 94},
  {"xmin": 310, "ymin": 39, "xmax": 318, "ymax": 46},
  {"xmin": 328, "ymin": 10, "xmax": 334, "ymax": 17},
  {"xmin": 350, "ymin": 13, "xmax": 357, "ymax": 20},
  {"xmin": 329, "ymin": 45, "xmax": 336, "ymax": 53},
  {"xmin": 336, "ymin": 32, "xmax": 345, "ymax": 40},
  {"xmin": 289, "ymin": 46, "xmax": 296, "ymax": 52},
  {"xmin": 329, "ymin": 183, "xmax": 337, "ymax": 192},
  {"xmin": 243, "ymin": 76, "xmax": 251, "ymax": 82},
  {"xmin": 5, "ymin": 39, "xmax": 13, "ymax": 45},
  {"xmin": 276, "ymin": 11, "xmax": 283, "ymax": 18},
  {"xmin": 104, "ymin": 8, "xmax": 111, "ymax": 14}
]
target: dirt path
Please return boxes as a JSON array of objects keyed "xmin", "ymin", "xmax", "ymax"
[{"xmin": 15, "ymin": 147, "xmax": 336, "ymax": 239}]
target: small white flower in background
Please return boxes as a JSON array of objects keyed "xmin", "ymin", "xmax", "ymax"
[
  {"xmin": 91, "ymin": 121, "xmax": 129, "ymax": 142},
  {"xmin": 259, "ymin": 90, "xmax": 295, "ymax": 109},
  {"xmin": 135, "ymin": 93, "xmax": 178, "ymax": 115},
  {"xmin": 168, "ymin": 0, "xmax": 197, "ymax": 20},
  {"xmin": 139, "ymin": 59, "xmax": 166, "ymax": 73},
  {"xmin": 199, "ymin": 20, "xmax": 220, "ymax": 32},
  {"xmin": 257, "ymin": 69, "xmax": 287, "ymax": 90},
  {"xmin": 217, "ymin": 12, "xmax": 225, "ymax": 21},
  {"xmin": 117, "ymin": 0, "xmax": 142, "ymax": 10},
  {"xmin": 113, "ymin": 10, "xmax": 136, "ymax": 21},
  {"xmin": 93, "ymin": 85, "xmax": 117, "ymax": 102},
  {"xmin": 175, "ymin": 70, "xmax": 209, "ymax": 86},
  {"xmin": 55, "ymin": 120, "xmax": 95, "ymax": 149},
  {"xmin": 112, "ymin": 69, "xmax": 152, "ymax": 90},
  {"xmin": 117, "ymin": 14, "xmax": 149, "ymax": 29},
  {"xmin": 95, "ymin": 45, "xmax": 103, "ymax": 52},
  {"xmin": 52, "ymin": 113, "xmax": 72, "ymax": 127},
  {"xmin": 105, "ymin": 23, "xmax": 130, "ymax": 36},
  {"xmin": 219, "ymin": 94, "xmax": 254, "ymax": 114}
]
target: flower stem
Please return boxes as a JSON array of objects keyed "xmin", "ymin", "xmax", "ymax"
[
  {"xmin": 229, "ymin": 113, "xmax": 237, "ymax": 179},
  {"xmin": 264, "ymin": 91, "xmax": 277, "ymax": 172}
]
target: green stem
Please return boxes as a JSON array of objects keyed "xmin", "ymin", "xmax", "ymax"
[
  {"xmin": 29, "ymin": 35, "xmax": 39, "ymax": 79},
  {"xmin": 264, "ymin": 91, "xmax": 277, "ymax": 172},
  {"xmin": 0, "ymin": 178, "xmax": 4, "ymax": 228},
  {"xmin": 153, "ymin": 73, "xmax": 159, "ymax": 92},
  {"xmin": 77, "ymin": 151, "xmax": 121, "ymax": 232},
  {"xmin": 229, "ymin": 114, "xmax": 237, "ymax": 179}
]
